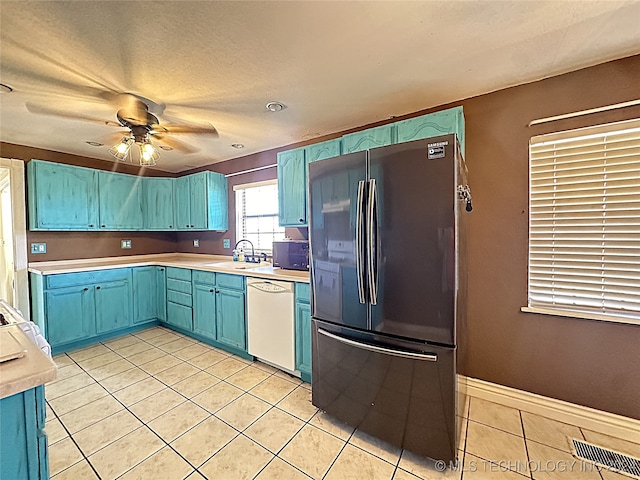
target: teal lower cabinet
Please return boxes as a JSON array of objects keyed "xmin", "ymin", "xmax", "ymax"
[
  {"xmin": 132, "ymin": 266, "xmax": 166, "ymax": 323},
  {"xmin": 166, "ymin": 268, "xmax": 193, "ymax": 331},
  {"xmin": 44, "ymin": 285, "xmax": 95, "ymax": 346},
  {"xmin": 0, "ymin": 386, "xmax": 48, "ymax": 480},
  {"xmin": 295, "ymin": 282, "xmax": 312, "ymax": 383},
  {"xmin": 216, "ymin": 288, "xmax": 246, "ymax": 351},
  {"xmin": 94, "ymin": 279, "xmax": 132, "ymax": 334},
  {"xmin": 30, "ymin": 268, "xmax": 155, "ymax": 354},
  {"xmin": 193, "ymin": 273, "xmax": 217, "ymax": 340}
]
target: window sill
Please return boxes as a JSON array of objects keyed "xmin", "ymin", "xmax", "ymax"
[{"xmin": 521, "ymin": 306, "xmax": 640, "ymax": 327}]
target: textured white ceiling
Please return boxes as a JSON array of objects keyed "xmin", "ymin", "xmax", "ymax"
[{"xmin": 1, "ymin": 1, "xmax": 639, "ymax": 172}]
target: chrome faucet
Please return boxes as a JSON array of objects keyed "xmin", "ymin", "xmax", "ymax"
[{"xmin": 234, "ymin": 239, "xmax": 267, "ymax": 263}]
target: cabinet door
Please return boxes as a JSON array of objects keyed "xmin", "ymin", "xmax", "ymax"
[
  {"xmin": 175, "ymin": 176, "xmax": 192, "ymax": 230},
  {"xmin": 295, "ymin": 302, "xmax": 312, "ymax": 377},
  {"xmin": 27, "ymin": 160, "xmax": 99, "ymax": 230},
  {"xmin": 132, "ymin": 267, "xmax": 158, "ymax": 324},
  {"xmin": 157, "ymin": 267, "xmax": 167, "ymax": 322},
  {"xmin": 206, "ymin": 172, "xmax": 229, "ymax": 231},
  {"xmin": 0, "ymin": 389, "xmax": 41, "ymax": 480},
  {"xmin": 216, "ymin": 289, "xmax": 246, "ymax": 350},
  {"xmin": 305, "ymin": 138, "xmax": 342, "ymax": 163},
  {"xmin": 341, "ymin": 124, "xmax": 394, "ymax": 154},
  {"xmin": 143, "ymin": 178, "xmax": 175, "ymax": 230},
  {"xmin": 95, "ymin": 280, "xmax": 132, "ymax": 334},
  {"xmin": 193, "ymin": 283, "xmax": 217, "ymax": 339},
  {"xmin": 98, "ymin": 172, "xmax": 144, "ymax": 230},
  {"xmin": 189, "ymin": 173, "xmax": 208, "ymax": 230},
  {"xmin": 277, "ymin": 148, "xmax": 307, "ymax": 226},
  {"xmin": 45, "ymin": 286, "xmax": 95, "ymax": 346},
  {"xmin": 395, "ymin": 107, "xmax": 465, "ymax": 155}
]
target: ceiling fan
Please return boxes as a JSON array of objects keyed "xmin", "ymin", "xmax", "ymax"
[{"xmin": 26, "ymin": 93, "xmax": 219, "ymax": 166}]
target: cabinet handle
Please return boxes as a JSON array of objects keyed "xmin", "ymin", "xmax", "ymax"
[
  {"xmin": 96, "ymin": 286, "xmax": 101, "ymax": 290},
  {"xmin": 83, "ymin": 287, "xmax": 89, "ymax": 291},
  {"xmin": 101, "ymin": 224, "xmax": 106, "ymax": 228},
  {"xmin": 159, "ymin": 268, "xmax": 164, "ymax": 271},
  {"xmin": 209, "ymin": 289, "xmax": 214, "ymax": 293},
  {"xmin": 169, "ymin": 225, "xmax": 173, "ymax": 228},
  {"xmin": 89, "ymin": 224, "xmax": 94, "ymax": 227},
  {"xmin": 215, "ymin": 289, "xmax": 219, "ymax": 294},
  {"xmin": 299, "ymin": 218, "xmax": 304, "ymax": 223},
  {"xmin": 185, "ymin": 224, "xmax": 189, "ymax": 227}
]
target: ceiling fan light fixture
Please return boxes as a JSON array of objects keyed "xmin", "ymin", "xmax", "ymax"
[
  {"xmin": 139, "ymin": 140, "xmax": 159, "ymax": 166},
  {"xmin": 109, "ymin": 136, "xmax": 134, "ymax": 160}
]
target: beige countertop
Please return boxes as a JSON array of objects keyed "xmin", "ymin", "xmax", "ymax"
[
  {"xmin": 28, "ymin": 253, "xmax": 311, "ymax": 283},
  {"xmin": 0, "ymin": 304, "xmax": 57, "ymax": 399}
]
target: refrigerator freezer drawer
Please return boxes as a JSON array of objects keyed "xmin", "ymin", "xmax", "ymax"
[{"xmin": 312, "ymin": 319, "xmax": 457, "ymax": 463}]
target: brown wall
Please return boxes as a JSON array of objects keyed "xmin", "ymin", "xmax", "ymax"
[
  {"xmin": 458, "ymin": 56, "xmax": 640, "ymax": 420},
  {"xmin": 6, "ymin": 55, "xmax": 640, "ymax": 418}
]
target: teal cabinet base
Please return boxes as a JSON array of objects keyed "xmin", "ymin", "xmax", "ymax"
[
  {"xmin": 161, "ymin": 323, "xmax": 253, "ymax": 361},
  {"xmin": 0, "ymin": 386, "xmax": 47, "ymax": 480},
  {"xmin": 50, "ymin": 321, "xmax": 160, "ymax": 356},
  {"xmin": 300, "ymin": 371, "xmax": 311, "ymax": 384}
]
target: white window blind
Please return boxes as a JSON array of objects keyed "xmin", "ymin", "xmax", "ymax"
[
  {"xmin": 528, "ymin": 118, "xmax": 640, "ymax": 323},
  {"xmin": 234, "ymin": 180, "xmax": 285, "ymax": 254}
]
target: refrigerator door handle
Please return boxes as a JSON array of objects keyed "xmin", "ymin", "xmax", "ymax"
[
  {"xmin": 318, "ymin": 328, "xmax": 438, "ymax": 362},
  {"xmin": 355, "ymin": 180, "xmax": 366, "ymax": 304},
  {"xmin": 367, "ymin": 178, "xmax": 378, "ymax": 305}
]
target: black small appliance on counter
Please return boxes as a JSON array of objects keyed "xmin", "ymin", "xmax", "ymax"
[{"xmin": 272, "ymin": 240, "xmax": 309, "ymax": 271}]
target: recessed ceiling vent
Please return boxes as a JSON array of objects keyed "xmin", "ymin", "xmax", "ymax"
[
  {"xmin": 266, "ymin": 101, "xmax": 286, "ymax": 112},
  {"xmin": 571, "ymin": 438, "xmax": 640, "ymax": 479}
]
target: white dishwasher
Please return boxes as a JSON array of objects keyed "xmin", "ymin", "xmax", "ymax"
[{"xmin": 247, "ymin": 278, "xmax": 295, "ymax": 371}]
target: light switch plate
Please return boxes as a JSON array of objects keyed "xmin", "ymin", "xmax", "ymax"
[
  {"xmin": 193, "ymin": 239, "xmax": 200, "ymax": 247},
  {"xmin": 121, "ymin": 239, "xmax": 132, "ymax": 249},
  {"xmin": 223, "ymin": 239, "xmax": 230, "ymax": 249},
  {"xmin": 31, "ymin": 243, "xmax": 46, "ymax": 254}
]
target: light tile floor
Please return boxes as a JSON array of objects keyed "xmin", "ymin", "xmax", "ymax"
[{"xmin": 45, "ymin": 326, "xmax": 639, "ymax": 480}]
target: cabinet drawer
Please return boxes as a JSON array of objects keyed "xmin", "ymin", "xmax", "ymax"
[
  {"xmin": 167, "ymin": 302, "xmax": 193, "ymax": 330},
  {"xmin": 167, "ymin": 290, "xmax": 192, "ymax": 307},
  {"xmin": 46, "ymin": 268, "xmax": 130, "ymax": 289},
  {"xmin": 167, "ymin": 278, "xmax": 192, "ymax": 294},
  {"xmin": 166, "ymin": 267, "xmax": 192, "ymax": 281},
  {"xmin": 192, "ymin": 270, "xmax": 216, "ymax": 286},
  {"xmin": 216, "ymin": 273, "xmax": 244, "ymax": 291},
  {"xmin": 295, "ymin": 282, "xmax": 310, "ymax": 304}
]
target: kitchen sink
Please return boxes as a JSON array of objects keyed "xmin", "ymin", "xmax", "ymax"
[{"xmin": 206, "ymin": 261, "xmax": 271, "ymax": 270}]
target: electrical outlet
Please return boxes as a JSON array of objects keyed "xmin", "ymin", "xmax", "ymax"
[
  {"xmin": 223, "ymin": 239, "xmax": 230, "ymax": 249},
  {"xmin": 193, "ymin": 239, "xmax": 200, "ymax": 247},
  {"xmin": 31, "ymin": 243, "xmax": 46, "ymax": 254},
  {"xmin": 121, "ymin": 239, "xmax": 132, "ymax": 249}
]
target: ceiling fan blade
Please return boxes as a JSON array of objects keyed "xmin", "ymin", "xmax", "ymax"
[
  {"xmin": 151, "ymin": 134, "xmax": 199, "ymax": 154},
  {"xmin": 151, "ymin": 123, "xmax": 219, "ymax": 137},
  {"xmin": 26, "ymin": 102, "xmax": 121, "ymax": 126}
]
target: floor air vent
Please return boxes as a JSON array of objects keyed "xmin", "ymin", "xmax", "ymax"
[{"xmin": 571, "ymin": 438, "xmax": 640, "ymax": 479}]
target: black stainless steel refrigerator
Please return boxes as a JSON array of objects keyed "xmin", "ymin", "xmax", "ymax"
[{"xmin": 309, "ymin": 134, "xmax": 471, "ymax": 463}]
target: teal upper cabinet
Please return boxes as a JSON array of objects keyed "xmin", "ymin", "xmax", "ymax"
[
  {"xmin": 395, "ymin": 106, "xmax": 465, "ymax": 155},
  {"xmin": 175, "ymin": 176, "xmax": 191, "ymax": 229},
  {"xmin": 277, "ymin": 147, "xmax": 307, "ymax": 226},
  {"xmin": 98, "ymin": 171, "xmax": 144, "ymax": 230},
  {"xmin": 143, "ymin": 177, "xmax": 175, "ymax": 230},
  {"xmin": 305, "ymin": 138, "xmax": 342, "ymax": 163},
  {"xmin": 341, "ymin": 124, "xmax": 395, "ymax": 154},
  {"xmin": 175, "ymin": 171, "xmax": 228, "ymax": 231},
  {"xmin": 27, "ymin": 160, "xmax": 99, "ymax": 230}
]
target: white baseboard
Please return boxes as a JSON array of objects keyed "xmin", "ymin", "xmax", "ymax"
[{"xmin": 458, "ymin": 375, "xmax": 640, "ymax": 445}]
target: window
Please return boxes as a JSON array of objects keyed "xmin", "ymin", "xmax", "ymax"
[
  {"xmin": 234, "ymin": 180, "xmax": 285, "ymax": 255},
  {"xmin": 527, "ymin": 119, "xmax": 640, "ymax": 325}
]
